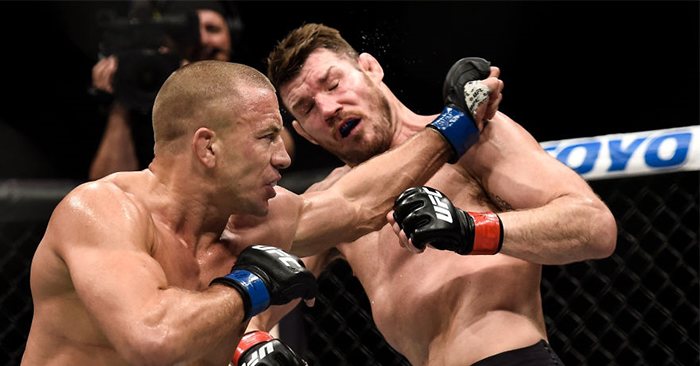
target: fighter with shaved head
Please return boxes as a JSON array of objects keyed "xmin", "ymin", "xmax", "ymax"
[{"xmin": 23, "ymin": 52, "xmax": 502, "ymax": 365}]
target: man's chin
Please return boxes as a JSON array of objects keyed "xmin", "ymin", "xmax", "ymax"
[
  {"xmin": 231, "ymin": 200, "xmax": 268, "ymax": 217},
  {"xmin": 249, "ymin": 202, "xmax": 270, "ymax": 217},
  {"xmin": 339, "ymin": 134, "xmax": 392, "ymax": 166}
]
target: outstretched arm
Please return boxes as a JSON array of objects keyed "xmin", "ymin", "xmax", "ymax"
[
  {"xmin": 288, "ymin": 64, "xmax": 506, "ymax": 255},
  {"xmin": 229, "ymin": 65, "xmax": 504, "ymax": 257},
  {"xmin": 229, "ymin": 128, "xmax": 451, "ymax": 257},
  {"xmin": 291, "ymin": 128, "xmax": 452, "ymax": 255}
]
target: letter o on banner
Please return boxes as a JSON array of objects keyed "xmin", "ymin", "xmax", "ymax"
[
  {"xmin": 557, "ymin": 141, "xmax": 601, "ymax": 174},
  {"xmin": 645, "ymin": 132, "xmax": 691, "ymax": 168}
]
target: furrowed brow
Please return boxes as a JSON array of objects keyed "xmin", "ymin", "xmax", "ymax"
[
  {"xmin": 290, "ymin": 97, "xmax": 311, "ymax": 115},
  {"xmin": 319, "ymin": 66, "xmax": 332, "ymax": 84},
  {"xmin": 290, "ymin": 66, "xmax": 334, "ymax": 114}
]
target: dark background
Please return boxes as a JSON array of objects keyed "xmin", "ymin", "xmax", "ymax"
[
  {"xmin": 0, "ymin": 2, "xmax": 697, "ymax": 365},
  {"xmin": 0, "ymin": 1, "xmax": 697, "ymax": 181}
]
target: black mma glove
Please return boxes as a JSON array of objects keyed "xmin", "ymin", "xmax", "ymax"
[
  {"xmin": 232, "ymin": 331, "xmax": 308, "ymax": 366},
  {"xmin": 393, "ymin": 186, "xmax": 503, "ymax": 255},
  {"xmin": 428, "ymin": 57, "xmax": 492, "ymax": 163},
  {"xmin": 211, "ymin": 245, "xmax": 317, "ymax": 321}
]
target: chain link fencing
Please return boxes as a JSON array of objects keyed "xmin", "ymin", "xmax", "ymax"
[
  {"xmin": 1, "ymin": 170, "xmax": 697, "ymax": 365},
  {"xmin": 295, "ymin": 171, "xmax": 699, "ymax": 366}
]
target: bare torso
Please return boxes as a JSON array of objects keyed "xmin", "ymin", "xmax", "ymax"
[
  {"xmin": 337, "ymin": 163, "xmax": 546, "ymax": 366},
  {"xmin": 23, "ymin": 171, "xmax": 241, "ymax": 366}
]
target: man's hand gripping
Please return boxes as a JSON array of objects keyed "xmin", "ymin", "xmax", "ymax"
[{"xmin": 428, "ymin": 57, "xmax": 504, "ymax": 163}]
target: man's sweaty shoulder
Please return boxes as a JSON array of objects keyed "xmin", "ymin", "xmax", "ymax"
[
  {"xmin": 47, "ymin": 172, "xmax": 156, "ymax": 256},
  {"xmin": 29, "ymin": 172, "xmax": 156, "ymax": 310}
]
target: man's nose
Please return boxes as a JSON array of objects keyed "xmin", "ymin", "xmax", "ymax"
[
  {"xmin": 315, "ymin": 93, "xmax": 341, "ymax": 124},
  {"xmin": 272, "ymin": 138, "xmax": 291, "ymax": 170},
  {"xmin": 200, "ymin": 29, "xmax": 214, "ymax": 47}
]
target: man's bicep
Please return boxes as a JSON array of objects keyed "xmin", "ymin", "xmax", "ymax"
[
  {"xmin": 56, "ymin": 192, "xmax": 168, "ymax": 343},
  {"xmin": 69, "ymin": 246, "xmax": 171, "ymax": 353},
  {"xmin": 489, "ymin": 150, "xmax": 592, "ymax": 210},
  {"xmin": 468, "ymin": 113, "xmax": 596, "ymax": 210},
  {"xmin": 68, "ymin": 244, "xmax": 168, "ymax": 319}
]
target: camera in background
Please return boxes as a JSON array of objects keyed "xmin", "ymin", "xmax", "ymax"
[{"xmin": 97, "ymin": 8, "xmax": 201, "ymax": 113}]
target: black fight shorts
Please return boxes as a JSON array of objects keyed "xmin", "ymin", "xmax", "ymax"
[{"xmin": 471, "ymin": 340, "xmax": 564, "ymax": 366}]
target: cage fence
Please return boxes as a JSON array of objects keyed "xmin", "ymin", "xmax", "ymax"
[
  {"xmin": 1, "ymin": 127, "xmax": 698, "ymax": 365},
  {"xmin": 294, "ymin": 172, "xmax": 698, "ymax": 366}
]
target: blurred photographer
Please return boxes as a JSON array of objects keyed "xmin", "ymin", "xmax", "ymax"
[{"xmin": 89, "ymin": 1, "xmax": 300, "ymax": 180}]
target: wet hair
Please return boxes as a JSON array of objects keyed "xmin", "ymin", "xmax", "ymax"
[
  {"xmin": 152, "ymin": 60, "xmax": 273, "ymax": 153},
  {"xmin": 266, "ymin": 23, "xmax": 358, "ymax": 90}
]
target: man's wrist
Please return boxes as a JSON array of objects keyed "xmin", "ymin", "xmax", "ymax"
[
  {"xmin": 428, "ymin": 106, "xmax": 479, "ymax": 163},
  {"xmin": 210, "ymin": 270, "xmax": 271, "ymax": 321},
  {"xmin": 421, "ymin": 125, "xmax": 453, "ymax": 161}
]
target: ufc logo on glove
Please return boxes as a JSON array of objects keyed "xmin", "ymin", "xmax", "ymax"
[
  {"xmin": 424, "ymin": 188, "xmax": 453, "ymax": 223},
  {"xmin": 252, "ymin": 245, "xmax": 301, "ymax": 267},
  {"xmin": 239, "ymin": 342, "xmax": 274, "ymax": 366}
]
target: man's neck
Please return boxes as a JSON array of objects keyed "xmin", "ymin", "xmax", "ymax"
[
  {"xmin": 378, "ymin": 82, "xmax": 438, "ymax": 148},
  {"xmin": 389, "ymin": 104, "xmax": 438, "ymax": 148},
  {"xmin": 147, "ymin": 162, "xmax": 229, "ymax": 252}
]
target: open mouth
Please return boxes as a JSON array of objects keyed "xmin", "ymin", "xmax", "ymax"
[{"xmin": 339, "ymin": 119, "xmax": 360, "ymax": 138}]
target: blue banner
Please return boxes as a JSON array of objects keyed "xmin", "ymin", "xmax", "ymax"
[{"xmin": 540, "ymin": 126, "xmax": 700, "ymax": 180}]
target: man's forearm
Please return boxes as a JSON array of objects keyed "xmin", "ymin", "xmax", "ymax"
[
  {"xmin": 292, "ymin": 128, "xmax": 450, "ymax": 256},
  {"xmin": 89, "ymin": 103, "xmax": 139, "ymax": 180},
  {"xmin": 499, "ymin": 194, "xmax": 617, "ymax": 265},
  {"xmin": 333, "ymin": 128, "xmax": 451, "ymax": 217}
]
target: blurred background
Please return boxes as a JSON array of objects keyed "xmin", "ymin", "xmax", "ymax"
[
  {"xmin": 0, "ymin": 1, "xmax": 697, "ymax": 365},
  {"xmin": 0, "ymin": 1, "xmax": 696, "ymax": 180}
]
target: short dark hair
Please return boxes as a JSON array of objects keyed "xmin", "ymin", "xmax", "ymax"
[{"xmin": 266, "ymin": 23, "xmax": 358, "ymax": 89}]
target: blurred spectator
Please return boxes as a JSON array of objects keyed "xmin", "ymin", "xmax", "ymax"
[{"xmin": 88, "ymin": 1, "xmax": 294, "ymax": 180}]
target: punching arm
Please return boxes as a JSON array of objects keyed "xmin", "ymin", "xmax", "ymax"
[{"xmin": 289, "ymin": 59, "xmax": 495, "ymax": 256}]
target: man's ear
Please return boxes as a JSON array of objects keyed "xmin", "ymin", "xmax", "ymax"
[
  {"xmin": 358, "ymin": 52, "xmax": 384, "ymax": 82},
  {"xmin": 193, "ymin": 127, "xmax": 216, "ymax": 168},
  {"xmin": 292, "ymin": 120, "xmax": 319, "ymax": 145}
]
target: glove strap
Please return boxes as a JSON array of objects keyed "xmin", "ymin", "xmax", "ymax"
[
  {"xmin": 233, "ymin": 331, "xmax": 274, "ymax": 365},
  {"xmin": 211, "ymin": 270, "xmax": 271, "ymax": 321},
  {"xmin": 428, "ymin": 106, "xmax": 479, "ymax": 163},
  {"xmin": 468, "ymin": 211, "xmax": 504, "ymax": 255}
]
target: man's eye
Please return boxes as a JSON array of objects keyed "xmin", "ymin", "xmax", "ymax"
[
  {"xmin": 329, "ymin": 81, "xmax": 339, "ymax": 91},
  {"xmin": 204, "ymin": 24, "xmax": 223, "ymax": 34},
  {"xmin": 260, "ymin": 133, "xmax": 275, "ymax": 141}
]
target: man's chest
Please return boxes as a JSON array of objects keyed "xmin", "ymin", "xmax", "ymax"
[
  {"xmin": 423, "ymin": 165, "xmax": 498, "ymax": 212},
  {"xmin": 152, "ymin": 238, "xmax": 236, "ymax": 290}
]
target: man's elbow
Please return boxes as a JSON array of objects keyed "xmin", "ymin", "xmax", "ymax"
[
  {"xmin": 118, "ymin": 327, "xmax": 191, "ymax": 366},
  {"xmin": 359, "ymin": 207, "xmax": 391, "ymax": 233},
  {"xmin": 588, "ymin": 206, "xmax": 618, "ymax": 259}
]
